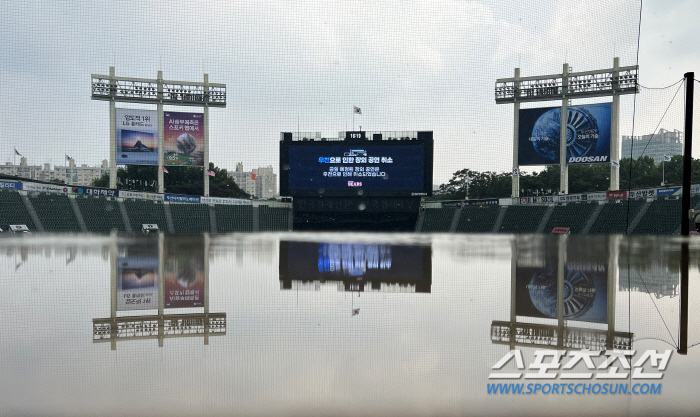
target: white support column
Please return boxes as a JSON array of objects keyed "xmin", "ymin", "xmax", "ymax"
[
  {"xmin": 610, "ymin": 57, "xmax": 621, "ymax": 191},
  {"xmin": 203, "ymin": 74, "xmax": 210, "ymax": 197},
  {"xmin": 559, "ymin": 63, "xmax": 569, "ymax": 195},
  {"xmin": 512, "ymin": 68, "xmax": 520, "ymax": 198},
  {"xmin": 109, "ymin": 66, "xmax": 117, "ymax": 189},
  {"xmin": 157, "ymin": 70, "xmax": 165, "ymax": 194}
]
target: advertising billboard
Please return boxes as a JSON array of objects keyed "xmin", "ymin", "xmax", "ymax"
[
  {"xmin": 117, "ymin": 256, "xmax": 159, "ymax": 311},
  {"xmin": 116, "ymin": 109, "xmax": 158, "ymax": 165},
  {"xmin": 164, "ymin": 235, "xmax": 205, "ymax": 308},
  {"xmin": 518, "ymin": 103, "xmax": 611, "ymax": 166},
  {"xmin": 280, "ymin": 137, "xmax": 434, "ymax": 197},
  {"xmin": 163, "ymin": 112, "xmax": 204, "ymax": 166}
]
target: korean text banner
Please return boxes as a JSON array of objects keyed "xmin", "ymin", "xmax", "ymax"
[
  {"xmin": 518, "ymin": 103, "xmax": 612, "ymax": 166},
  {"xmin": 164, "ymin": 235, "xmax": 205, "ymax": 308},
  {"xmin": 116, "ymin": 109, "xmax": 158, "ymax": 165},
  {"xmin": 163, "ymin": 112, "xmax": 204, "ymax": 166}
]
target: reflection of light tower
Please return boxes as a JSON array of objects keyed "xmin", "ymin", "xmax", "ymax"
[
  {"xmin": 493, "ymin": 235, "xmax": 631, "ymax": 351},
  {"xmin": 93, "ymin": 234, "xmax": 226, "ymax": 350},
  {"xmin": 91, "ymin": 67, "xmax": 226, "ymax": 196}
]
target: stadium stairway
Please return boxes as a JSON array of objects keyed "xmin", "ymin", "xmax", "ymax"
[
  {"xmin": 68, "ymin": 197, "xmax": 88, "ymax": 232},
  {"xmin": 117, "ymin": 200, "xmax": 133, "ymax": 233},
  {"xmin": 536, "ymin": 205, "xmax": 555, "ymax": 233},
  {"xmin": 581, "ymin": 203, "xmax": 605, "ymax": 235}
]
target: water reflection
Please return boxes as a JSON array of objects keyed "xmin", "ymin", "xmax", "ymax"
[
  {"xmin": 492, "ymin": 235, "xmax": 633, "ymax": 351},
  {"xmin": 1, "ymin": 233, "xmax": 699, "ymax": 415},
  {"xmin": 279, "ymin": 241, "xmax": 431, "ymax": 293},
  {"xmin": 92, "ymin": 234, "xmax": 226, "ymax": 350}
]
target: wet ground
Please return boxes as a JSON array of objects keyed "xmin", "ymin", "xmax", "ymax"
[{"xmin": 1, "ymin": 233, "xmax": 699, "ymax": 416}]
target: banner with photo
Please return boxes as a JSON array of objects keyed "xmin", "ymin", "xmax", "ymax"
[
  {"xmin": 117, "ymin": 256, "xmax": 159, "ymax": 311},
  {"xmin": 116, "ymin": 109, "xmax": 158, "ymax": 165},
  {"xmin": 164, "ymin": 235, "xmax": 205, "ymax": 308},
  {"xmin": 163, "ymin": 112, "xmax": 204, "ymax": 166},
  {"xmin": 518, "ymin": 103, "xmax": 611, "ymax": 166}
]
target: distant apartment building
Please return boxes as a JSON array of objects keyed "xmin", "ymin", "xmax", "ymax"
[
  {"xmin": 621, "ymin": 128, "xmax": 683, "ymax": 164},
  {"xmin": 0, "ymin": 158, "xmax": 109, "ymax": 186},
  {"xmin": 232, "ymin": 163, "xmax": 277, "ymax": 199}
]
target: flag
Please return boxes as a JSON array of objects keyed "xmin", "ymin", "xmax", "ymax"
[
  {"xmin": 611, "ymin": 160, "xmax": 620, "ymax": 167},
  {"xmin": 353, "ymin": 106, "xmax": 361, "ymax": 114},
  {"xmin": 207, "ymin": 169, "xmax": 216, "ymax": 177},
  {"xmin": 65, "ymin": 154, "xmax": 73, "ymax": 161},
  {"xmin": 162, "ymin": 166, "xmax": 169, "ymax": 174},
  {"xmin": 512, "ymin": 168, "xmax": 520, "ymax": 176},
  {"xmin": 251, "ymin": 173, "xmax": 257, "ymax": 180},
  {"xmin": 14, "ymin": 148, "xmax": 21, "ymax": 156},
  {"xmin": 664, "ymin": 155, "xmax": 672, "ymax": 162},
  {"xmin": 352, "ymin": 308, "xmax": 360, "ymax": 316}
]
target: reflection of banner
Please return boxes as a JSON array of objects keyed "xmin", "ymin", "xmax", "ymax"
[
  {"xmin": 116, "ymin": 109, "xmax": 158, "ymax": 165},
  {"xmin": 0, "ymin": 180, "xmax": 22, "ymax": 190},
  {"xmin": 163, "ymin": 112, "xmax": 204, "ymax": 166},
  {"xmin": 70, "ymin": 186, "xmax": 117, "ymax": 197},
  {"xmin": 117, "ymin": 257, "xmax": 158, "ymax": 311},
  {"xmin": 515, "ymin": 239, "xmax": 607, "ymax": 324},
  {"xmin": 164, "ymin": 235, "xmax": 205, "ymax": 308},
  {"xmin": 518, "ymin": 103, "xmax": 611, "ymax": 166}
]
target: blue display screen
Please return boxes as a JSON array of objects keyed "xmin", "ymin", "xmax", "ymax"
[{"xmin": 287, "ymin": 144, "xmax": 424, "ymax": 191}]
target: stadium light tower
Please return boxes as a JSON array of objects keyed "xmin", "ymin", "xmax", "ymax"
[
  {"xmin": 91, "ymin": 67, "xmax": 226, "ymax": 195},
  {"xmin": 495, "ymin": 58, "xmax": 637, "ymax": 197}
]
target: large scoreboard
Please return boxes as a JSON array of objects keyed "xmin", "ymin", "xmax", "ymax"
[{"xmin": 280, "ymin": 131, "xmax": 433, "ymax": 198}]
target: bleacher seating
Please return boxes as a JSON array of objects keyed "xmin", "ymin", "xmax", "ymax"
[
  {"xmin": 122, "ymin": 199, "xmax": 169, "ymax": 232},
  {"xmin": 214, "ymin": 204, "xmax": 254, "ymax": 232},
  {"xmin": 169, "ymin": 204, "xmax": 211, "ymax": 233},
  {"xmin": 588, "ymin": 199, "xmax": 645, "ymax": 234},
  {"xmin": 543, "ymin": 202, "xmax": 598, "ymax": 235},
  {"xmin": 76, "ymin": 195, "xmax": 126, "ymax": 233},
  {"xmin": 632, "ymin": 199, "xmax": 681, "ymax": 235},
  {"xmin": 259, "ymin": 206, "xmax": 290, "ymax": 231},
  {"xmin": 421, "ymin": 208, "xmax": 455, "ymax": 232},
  {"xmin": 28, "ymin": 193, "xmax": 81, "ymax": 232},
  {"xmin": 0, "ymin": 190, "xmax": 36, "ymax": 231},
  {"xmin": 498, "ymin": 205, "xmax": 548, "ymax": 233},
  {"xmin": 455, "ymin": 206, "xmax": 500, "ymax": 233}
]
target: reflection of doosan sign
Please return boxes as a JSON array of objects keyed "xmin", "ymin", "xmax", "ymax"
[{"xmin": 528, "ymin": 268, "xmax": 596, "ymax": 320}]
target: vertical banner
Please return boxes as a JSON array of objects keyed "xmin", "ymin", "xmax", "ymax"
[
  {"xmin": 117, "ymin": 256, "xmax": 159, "ymax": 311},
  {"xmin": 116, "ymin": 109, "xmax": 158, "ymax": 165},
  {"xmin": 164, "ymin": 235, "xmax": 205, "ymax": 308},
  {"xmin": 163, "ymin": 112, "xmax": 204, "ymax": 166},
  {"xmin": 518, "ymin": 103, "xmax": 612, "ymax": 166}
]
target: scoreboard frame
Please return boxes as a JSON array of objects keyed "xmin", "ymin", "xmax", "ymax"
[{"xmin": 279, "ymin": 133, "xmax": 433, "ymax": 198}]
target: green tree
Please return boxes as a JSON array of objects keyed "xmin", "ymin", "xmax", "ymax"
[{"xmin": 92, "ymin": 163, "xmax": 250, "ymax": 198}]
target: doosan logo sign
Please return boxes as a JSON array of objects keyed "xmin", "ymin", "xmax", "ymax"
[{"xmin": 569, "ymin": 156, "xmax": 608, "ymax": 163}]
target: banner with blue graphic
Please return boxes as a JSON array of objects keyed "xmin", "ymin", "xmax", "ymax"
[{"xmin": 518, "ymin": 103, "xmax": 612, "ymax": 166}]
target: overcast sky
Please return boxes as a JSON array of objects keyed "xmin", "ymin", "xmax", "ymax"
[{"xmin": 0, "ymin": 0, "xmax": 697, "ymax": 185}]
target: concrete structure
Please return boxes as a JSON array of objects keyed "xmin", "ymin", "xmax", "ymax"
[
  {"xmin": 253, "ymin": 166, "xmax": 277, "ymax": 200},
  {"xmin": 622, "ymin": 128, "xmax": 683, "ymax": 164},
  {"xmin": 0, "ymin": 158, "xmax": 108, "ymax": 186},
  {"xmin": 232, "ymin": 163, "xmax": 277, "ymax": 199}
]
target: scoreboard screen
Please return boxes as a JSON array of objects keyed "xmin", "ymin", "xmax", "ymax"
[{"xmin": 280, "ymin": 134, "xmax": 433, "ymax": 197}]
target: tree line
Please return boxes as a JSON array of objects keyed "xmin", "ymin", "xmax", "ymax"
[
  {"xmin": 92, "ymin": 163, "xmax": 250, "ymax": 199},
  {"xmin": 434, "ymin": 156, "xmax": 700, "ymax": 200}
]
